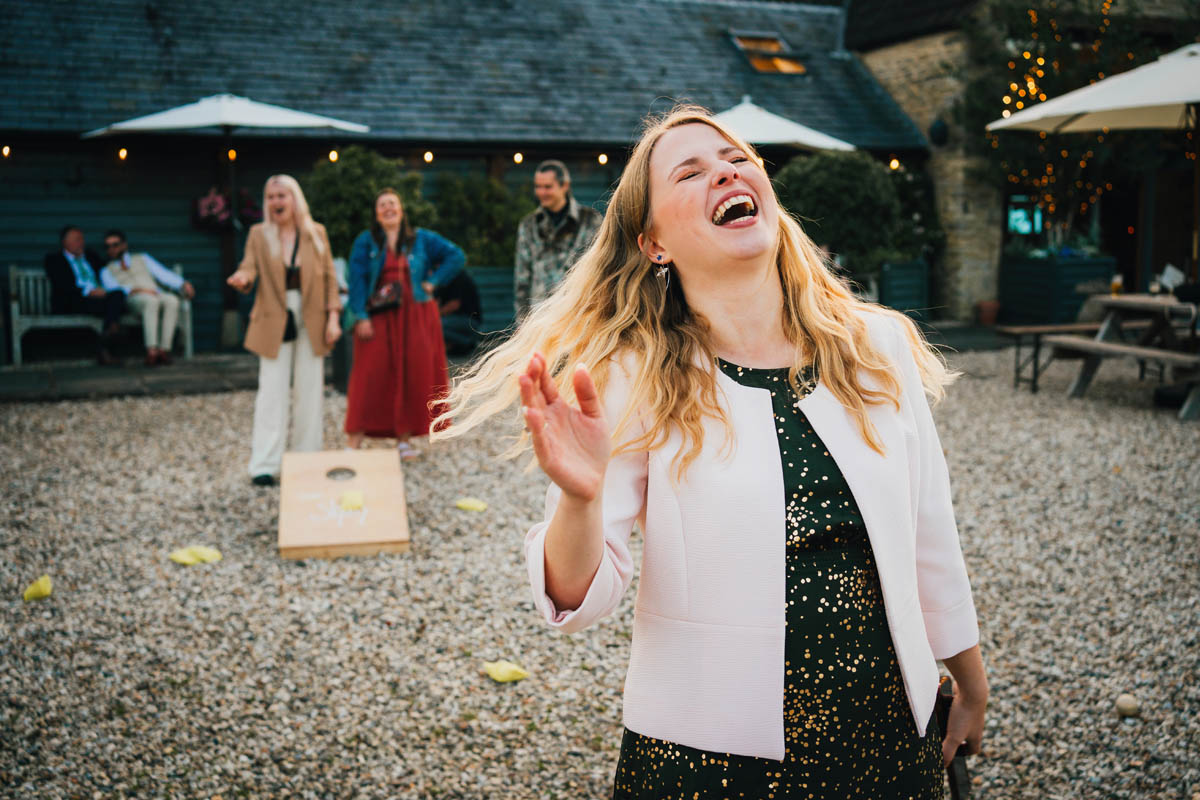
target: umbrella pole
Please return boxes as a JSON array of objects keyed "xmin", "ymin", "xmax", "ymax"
[
  {"xmin": 1192, "ymin": 103, "xmax": 1199, "ymax": 280},
  {"xmin": 220, "ymin": 125, "xmax": 240, "ymax": 348}
]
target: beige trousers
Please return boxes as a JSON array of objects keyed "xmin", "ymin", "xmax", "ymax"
[
  {"xmin": 125, "ymin": 291, "xmax": 180, "ymax": 350},
  {"xmin": 247, "ymin": 290, "xmax": 324, "ymax": 477}
]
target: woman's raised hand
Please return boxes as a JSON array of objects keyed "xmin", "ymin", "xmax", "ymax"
[
  {"xmin": 226, "ymin": 272, "xmax": 251, "ymax": 292},
  {"xmin": 354, "ymin": 319, "xmax": 375, "ymax": 340},
  {"xmin": 519, "ymin": 353, "xmax": 611, "ymax": 503}
]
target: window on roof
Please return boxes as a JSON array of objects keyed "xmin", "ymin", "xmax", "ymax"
[{"xmin": 731, "ymin": 33, "xmax": 807, "ymax": 75}]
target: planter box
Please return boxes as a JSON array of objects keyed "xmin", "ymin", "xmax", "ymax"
[
  {"xmin": 999, "ymin": 255, "xmax": 1115, "ymax": 324},
  {"xmin": 878, "ymin": 259, "xmax": 929, "ymax": 320}
]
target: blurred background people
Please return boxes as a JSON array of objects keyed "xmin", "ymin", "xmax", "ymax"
[
  {"xmin": 513, "ymin": 159, "xmax": 602, "ymax": 318},
  {"xmin": 100, "ymin": 228, "xmax": 195, "ymax": 366},
  {"xmin": 227, "ymin": 175, "xmax": 342, "ymax": 486},
  {"xmin": 434, "ymin": 268, "xmax": 483, "ymax": 357},
  {"xmin": 43, "ymin": 225, "xmax": 126, "ymax": 364},
  {"xmin": 343, "ymin": 188, "xmax": 464, "ymax": 459}
]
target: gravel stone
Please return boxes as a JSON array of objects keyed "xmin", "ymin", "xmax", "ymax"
[{"xmin": 1, "ymin": 348, "xmax": 1197, "ymax": 798}]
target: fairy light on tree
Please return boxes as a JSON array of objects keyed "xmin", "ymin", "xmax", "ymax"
[{"xmin": 957, "ymin": 0, "xmax": 1195, "ymax": 248}]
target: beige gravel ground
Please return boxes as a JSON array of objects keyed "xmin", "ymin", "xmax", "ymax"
[{"xmin": 1, "ymin": 347, "xmax": 1198, "ymax": 799}]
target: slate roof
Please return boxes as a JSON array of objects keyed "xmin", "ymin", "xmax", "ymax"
[
  {"xmin": 1, "ymin": 0, "xmax": 925, "ymax": 151},
  {"xmin": 844, "ymin": 0, "xmax": 980, "ymax": 51}
]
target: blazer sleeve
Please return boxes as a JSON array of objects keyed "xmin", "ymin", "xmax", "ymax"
[
  {"xmin": 524, "ymin": 360, "xmax": 648, "ymax": 634},
  {"xmin": 317, "ymin": 225, "xmax": 340, "ymax": 312},
  {"xmin": 232, "ymin": 226, "xmax": 262, "ymax": 290},
  {"xmin": 345, "ymin": 231, "xmax": 373, "ymax": 326},
  {"xmin": 420, "ymin": 229, "xmax": 466, "ymax": 288},
  {"xmin": 889, "ymin": 317, "xmax": 980, "ymax": 659}
]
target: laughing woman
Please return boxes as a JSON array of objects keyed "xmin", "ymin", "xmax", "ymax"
[
  {"xmin": 227, "ymin": 175, "xmax": 342, "ymax": 486},
  {"xmin": 343, "ymin": 188, "xmax": 465, "ymax": 458},
  {"xmin": 432, "ymin": 106, "xmax": 987, "ymax": 799}
]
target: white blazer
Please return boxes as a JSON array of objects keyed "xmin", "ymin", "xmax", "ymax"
[{"xmin": 524, "ymin": 312, "xmax": 979, "ymax": 761}]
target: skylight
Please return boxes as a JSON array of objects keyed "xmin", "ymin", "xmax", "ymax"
[{"xmin": 731, "ymin": 33, "xmax": 808, "ymax": 74}]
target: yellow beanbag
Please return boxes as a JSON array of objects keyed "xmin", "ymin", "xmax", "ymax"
[
  {"xmin": 169, "ymin": 545, "xmax": 223, "ymax": 566},
  {"xmin": 483, "ymin": 660, "xmax": 529, "ymax": 683},
  {"xmin": 455, "ymin": 497, "xmax": 488, "ymax": 512},
  {"xmin": 340, "ymin": 490, "xmax": 365, "ymax": 511},
  {"xmin": 23, "ymin": 574, "xmax": 52, "ymax": 602}
]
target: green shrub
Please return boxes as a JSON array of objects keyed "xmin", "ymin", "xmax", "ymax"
[
  {"xmin": 774, "ymin": 151, "xmax": 902, "ymax": 280},
  {"xmin": 431, "ymin": 174, "xmax": 536, "ymax": 267},
  {"xmin": 305, "ymin": 145, "xmax": 437, "ymax": 259}
]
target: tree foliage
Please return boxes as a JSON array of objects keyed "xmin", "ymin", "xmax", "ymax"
[
  {"xmin": 305, "ymin": 146, "xmax": 437, "ymax": 258},
  {"xmin": 955, "ymin": 0, "xmax": 1199, "ymax": 246},
  {"xmin": 774, "ymin": 150, "xmax": 906, "ymax": 279},
  {"xmin": 431, "ymin": 174, "xmax": 537, "ymax": 266}
]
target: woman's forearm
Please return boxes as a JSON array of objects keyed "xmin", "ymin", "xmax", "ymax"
[
  {"xmin": 542, "ymin": 491, "xmax": 606, "ymax": 612},
  {"xmin": 943, "ymin": 644, "xmax": 988, "ymax": 702}
]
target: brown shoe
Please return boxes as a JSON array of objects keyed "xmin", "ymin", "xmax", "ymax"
[
  {"xmin": 145, "ymin": 351, "xmax": 159, "ymax": 367},
  {"xmin": 156, "ymin": 351, "xmax": 174, "ymax": 366}
]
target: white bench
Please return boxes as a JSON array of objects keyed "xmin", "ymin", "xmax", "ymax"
[{"xmin": 9, "ymin": 264, "xmax": 194, "ymax": 366}]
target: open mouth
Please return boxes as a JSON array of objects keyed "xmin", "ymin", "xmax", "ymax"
[{"xmin": 711, "ymin": 194, "xmax": 758, "ymax": 226}]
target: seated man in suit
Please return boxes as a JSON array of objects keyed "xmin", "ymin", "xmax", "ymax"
[
  {"xmin": 43, "ymin": 225, "xmax": 127, "ymax": 364},
  {"xmin": 434, "ymin": 268, "xmax": 483, "ymax": 356},
  {"xmin": 99, "ymin": 229, "xmax": 195, "ymax": 366}
]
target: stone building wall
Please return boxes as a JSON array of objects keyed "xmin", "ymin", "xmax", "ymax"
[{"xmin": 860, "ymin": 31, "xmax": 1005, "ymax": 321}]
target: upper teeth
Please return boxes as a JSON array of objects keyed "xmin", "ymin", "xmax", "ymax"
[{"xmin": 712, "ymin": 195, "xmax": 755, "ymax": 224}]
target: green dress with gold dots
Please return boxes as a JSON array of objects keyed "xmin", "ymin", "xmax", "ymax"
[{"xmin": 611, "ymin": 360, "xmax": 943, "ymax": 800}]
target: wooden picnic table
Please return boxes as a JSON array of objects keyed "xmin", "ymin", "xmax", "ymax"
[{"xmin": 1042, "ymin": 293, "xmax": 1200, "ymax": 420}]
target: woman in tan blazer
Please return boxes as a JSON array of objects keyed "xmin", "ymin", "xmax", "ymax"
[{"xmin": 227, "ymin": 174, "xmax": 342, "ymax": 485}]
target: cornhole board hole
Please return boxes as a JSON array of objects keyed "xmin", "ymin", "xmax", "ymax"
[{"xmin": 279, "ymin": 450, "xmax": 410, "ymax": 559}]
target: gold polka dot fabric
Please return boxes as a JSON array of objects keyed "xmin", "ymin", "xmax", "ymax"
[{"xmin": 611, "ymin": 360, "xmax": 943, "ymax": 800}]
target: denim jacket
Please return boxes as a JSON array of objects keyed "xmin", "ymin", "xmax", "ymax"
[{"xmin": 345, "ymin": 228, "xmax": 465, "ymax": 326}]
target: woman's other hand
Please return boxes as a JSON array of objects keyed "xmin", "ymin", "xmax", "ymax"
[
  {"xmin": 421, "ymin": 280, "xmax": 435, "ymax": 297},
  {"xmin": 226, "ymin": 272, "xmax": 252, "ymax": 292},
  {"xmin": 519, "ymin": 353, "xmax": 611, "ymax": 502},
  {"xmin": 325, "ymin": 316, "xmax": 342, "ymax": 348},
  {"xmin": 354, "ymin": 319, "xmax": 375, "ymax": 340},
  {"xmin": 941, "ymin": 645, "xmax": 989, "ymax": 767}
]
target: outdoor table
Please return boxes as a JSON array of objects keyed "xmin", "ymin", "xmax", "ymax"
[
  {"xmin": 1092, "ymin": 293, "xmax": 1198, "ymax": 350},
  {"xmin": 1043, "ymin": 293, "xmax": 1200, "ymax": 420}
]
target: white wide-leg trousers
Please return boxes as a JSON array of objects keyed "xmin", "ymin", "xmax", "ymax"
[{"xmin": 247, "ymin": 290, "xmax": 324, "ymax": 477}]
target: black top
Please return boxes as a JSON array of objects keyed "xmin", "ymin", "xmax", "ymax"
[{"xmin": 433, "ymin": 270, "xmax": 482, "ymax": 323}]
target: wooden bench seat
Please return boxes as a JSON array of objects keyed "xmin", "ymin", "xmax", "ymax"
[
  {"xmin": 996, "ymin": 320, "xmax": 1153, "ymax": 393},
  {"xmin": 9, "ymin": 265, "xmax": 194, "ymax": 366},
  {"xmin": 1043, "ymin": 334, "xmax": 1200, "ymax": 420}
]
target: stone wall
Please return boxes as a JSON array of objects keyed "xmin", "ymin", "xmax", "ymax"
[{"xmin": 860, "ymin": 31, "xmax": 1004, "ymax": 321}]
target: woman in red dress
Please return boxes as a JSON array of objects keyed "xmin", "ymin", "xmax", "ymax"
[{"xmin": 344, "ymin": 189, "xmax": 465, "ymax": 457}]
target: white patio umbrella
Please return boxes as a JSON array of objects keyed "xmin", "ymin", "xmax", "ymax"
[
  {"xmin": 82, "ymin": 93, "xmax": 369, "ymax": 227},
  {"xmin": 714, "ymin": 96, "xmax": 855, "ymax": 151},
  {"xmin": 987, "ymin": 43, "xmax": 1200, "ymax": 274},
  {"xmin": 82, "ymin": 94, "xmax": 370, "ymax": 346}
]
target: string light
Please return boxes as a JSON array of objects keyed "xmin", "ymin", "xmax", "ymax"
[
  {"xmin": 423, "ymin": 151, "xmax": 434, "ymax": 163},
  {"xmin": 512, "ymin": 152, "xmax": 524, "ymax": 164},
  {"xmin": 118, "ymin": 148, "xmax": 128, "ymax": 161},
  {"xmin": 1, "ymin": 145, "xmax": 9, "ymax": 158},
  {"xmin": 888, "ymin": 158, "xmax": 900, "ymax": 170},
  {"xmin": 328, "ymin": 150, "xmax": 338, "ymax": 162},
  {"xmin": 227, "ymin": 149, "xmax": 237, "ymax": 162},
  {"xmin": 598, "ymin": 153, "xmax": 608, "ymax": 165}
]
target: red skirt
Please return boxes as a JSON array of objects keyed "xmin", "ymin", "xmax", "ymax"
[{"xmin": 345, "ymin": 254, "xmax": 449, "ymax": 438}]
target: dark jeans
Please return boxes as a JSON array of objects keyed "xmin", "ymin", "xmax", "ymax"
[{"xmin": 441, "ymin": 314, "xmax": 481, "ymax": 356}]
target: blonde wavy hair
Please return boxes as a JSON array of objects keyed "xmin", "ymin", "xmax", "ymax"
[
  {"xmin": 261, "ymin": 174, "xmax": 325, "ymax": 258},
  {"xmin": 432, "ymin": 105, "xmax": 952, "ymax": 475}
]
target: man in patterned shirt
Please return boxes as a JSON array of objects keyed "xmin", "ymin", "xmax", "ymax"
[{"xmin": 513, "ymin": 160, "xmax": 602, "ymax": 318}]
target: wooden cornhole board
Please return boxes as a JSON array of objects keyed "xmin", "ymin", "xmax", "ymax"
[{"xmin": 278, "ymin": 450, "xmax": 410, "ymax": 559}]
